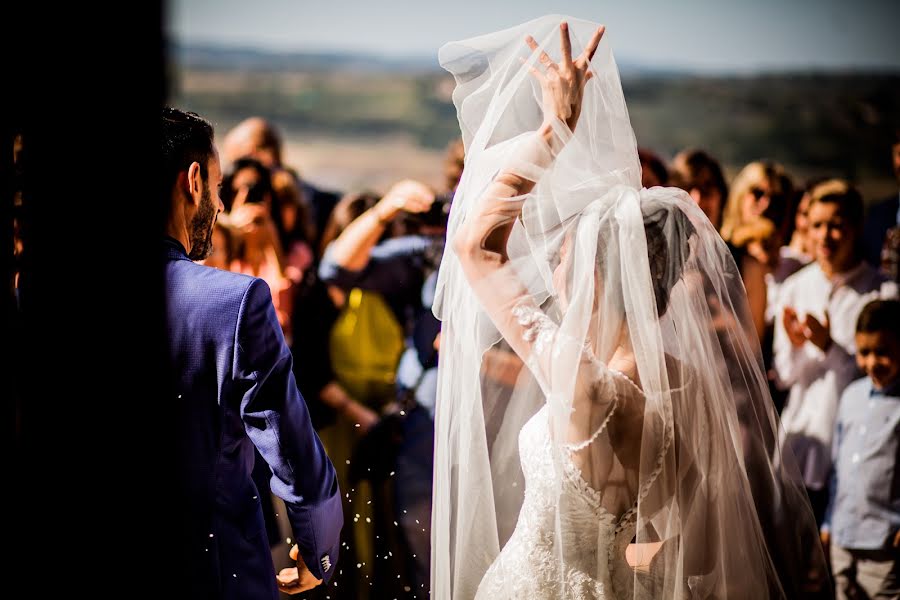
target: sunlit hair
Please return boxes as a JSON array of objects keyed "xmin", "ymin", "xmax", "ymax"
[
  {"xmin": 720, "ymin": 160, "xmax": 793, "ymax": 244},
  {"xmin": 808, "ymin": 178, "xmax": 863, "ymax": 227}
]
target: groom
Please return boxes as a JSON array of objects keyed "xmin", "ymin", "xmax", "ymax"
[{"xmin": 160, "ymin": 106, "xmax": 342, "ymax": 598}]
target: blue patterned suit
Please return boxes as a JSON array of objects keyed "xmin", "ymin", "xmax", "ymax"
[{"xmin": 163, "ymin": 238, "xmax": 342, "ymax": 599}]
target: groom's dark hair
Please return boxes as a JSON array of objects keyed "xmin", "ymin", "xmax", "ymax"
[{"xmin": 160, "ymin": 107, "xmax": 215, "ymax": 210}]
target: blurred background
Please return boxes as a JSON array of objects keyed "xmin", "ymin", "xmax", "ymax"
[
  {"xmin": 167, "ymin": 0, "xmax": 900, "ymax": 198},
  {"xmin": 160, "ymin": 6, "xmax": 900, "ymax": 600},
  {"xmin": 8, "ymin": 2, "xmax": 899, "ymax": 598}
]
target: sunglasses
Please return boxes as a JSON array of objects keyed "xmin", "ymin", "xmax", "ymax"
[{"xmin": 749, "ymin": 186, "xmax": 785, "ymax": 202}]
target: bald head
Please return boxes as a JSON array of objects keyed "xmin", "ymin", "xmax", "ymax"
[{"xmin": 222, "ymin": 116, "xmax": 283, "ymax": 168}]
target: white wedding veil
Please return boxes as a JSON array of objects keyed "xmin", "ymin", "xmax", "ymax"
[{"xmin": 431, "ymin": 14, "xmax": 829, "ymax": 600}]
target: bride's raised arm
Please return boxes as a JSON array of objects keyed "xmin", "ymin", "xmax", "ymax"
[{"xmin": 453, "ymin": 22, "xmax": 605, "ymax": 368}]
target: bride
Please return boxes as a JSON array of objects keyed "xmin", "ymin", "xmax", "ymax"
[{"xmin": 430, "ymin": 15, "xmax": 829, "ymax": 600}]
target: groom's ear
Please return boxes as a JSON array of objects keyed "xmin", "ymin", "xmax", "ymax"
[{"xmin": 184, "ymin": 161, "xmax": 204, "ymax": 206}]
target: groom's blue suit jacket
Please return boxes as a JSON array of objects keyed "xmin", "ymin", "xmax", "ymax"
[{"xmin": 163, "ymin": 238, "xmax": 342, "ymax": 599}]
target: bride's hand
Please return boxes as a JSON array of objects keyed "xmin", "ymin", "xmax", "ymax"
[{"xmin": 523, "ymin": 22, "xmax": 605, "ymax": 132}]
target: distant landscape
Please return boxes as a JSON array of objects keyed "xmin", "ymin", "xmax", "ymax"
[{"xmin": 168, "ymin": 44, "xmax": 900, "ymax": 200}]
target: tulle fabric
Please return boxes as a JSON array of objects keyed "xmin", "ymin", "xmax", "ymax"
[{"xmin": 431, "ymin": 14, "xmax": 829, "ymax": 600}]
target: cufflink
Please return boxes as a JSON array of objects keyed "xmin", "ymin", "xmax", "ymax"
[{"xmin": 320, "ymin": 555, "xmax": 331, "ymax": 573}]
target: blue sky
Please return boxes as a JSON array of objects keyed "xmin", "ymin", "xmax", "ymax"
[{"xmin": 169, "ymin": 0, "xmax": 900, "ymax": 73}]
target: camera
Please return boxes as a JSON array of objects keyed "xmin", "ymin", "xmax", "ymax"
[
  {"xmin": 395, "ymin": 192, "xmax": 452, "ymax": 273},
  {"xmin": 413, "ymin": 191, "xmax": 453, "ymax": 229},
  {"xmin": 242, "ymin": 182, "xmax": 269, "ymax": 205}
]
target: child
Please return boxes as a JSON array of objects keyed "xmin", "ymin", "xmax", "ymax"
[{"xmin": 822, "ymin": 298, "xmax": 900, "ymax": 599}]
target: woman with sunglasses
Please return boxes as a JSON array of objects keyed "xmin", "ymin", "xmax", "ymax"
[{"xmin": 720, "ymin": 160, "xmax": 795, "ymax": 343}]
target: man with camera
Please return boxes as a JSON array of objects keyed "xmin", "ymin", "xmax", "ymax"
[{"xmin": 317, "ymin": 177, "xmax": 451, "ymax": 595}]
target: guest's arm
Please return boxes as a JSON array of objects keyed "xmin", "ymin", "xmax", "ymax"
[
  {"xmin": 319, "ymin": 381, "xmax": 379, "ymax": 434},
  {"xmin": 327, "ymin": 180, "xmax": 434, "ymax": 271},
  {"xmin": 319, "ymin": 235, "xmax": 433, "ymax": 293}
]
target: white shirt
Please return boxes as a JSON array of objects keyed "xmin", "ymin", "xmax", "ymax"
[
  {"xmin": 765, "ymin": 245, "xmax": 813, "ymax": 324},
  {"xmin": 773, "ymin": 260, "xmax": 897, "ymax": 490}
]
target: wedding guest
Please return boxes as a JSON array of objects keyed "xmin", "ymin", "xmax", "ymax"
[
  {"xmin": 670, "ymin": 148, "xmax": 728, "ymax": 230},
  {"xmin": 821, "ymin": 299, "xmax": 900, "ymax": 599},
  {"xmin": 223, "ymin": 116, "xmax": 340, "ymax": 254},
  {"xmin": 223, "ymin": 157, "xmax": 296, "ymax": 339},
  {"xmin": 721, "ymin": 160, "xmax": 794, "ymax": 341},
  {"xmin": 638, "ymin": 147, "xmax": 669, "ymax": 188}
]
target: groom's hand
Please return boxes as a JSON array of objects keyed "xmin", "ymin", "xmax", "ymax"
[{"xmin": 276, "ymin": 544, "xmax": 323, "ymax": 594}]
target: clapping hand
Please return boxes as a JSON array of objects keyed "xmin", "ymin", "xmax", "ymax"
[
  {"xmin": 276, "ymin": 544, "xmax": 323, "ymax": 594},
  {"xmin": 522, "ymin": 21, "xmax": 605, "ymax": 133},
  {"xmin": 803, "ymin": 312, "xmax": 832, "ymax": 352},
  {"xmin": 782, "ymin": 307, "xmax": 807, "ymax": 348},
  {"xmin": 782, "ymin": 306, "xmax": 832, "ymax": 352}
]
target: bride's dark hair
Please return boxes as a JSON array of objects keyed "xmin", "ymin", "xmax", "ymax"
[
  {"xmin": 643, "ymin": 206, "xmax": 695, "ymax": 317},
  {"xmin": 588, "ymin": 203, "xmax": 696, "ymax": 318}
]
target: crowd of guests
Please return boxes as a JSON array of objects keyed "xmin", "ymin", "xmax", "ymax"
[
  {"xmin": 202, "ymin": 115, "xmax": 899, "ymax": 599},
  {"xmin": 643, "ymin": 137, "xmax": 900, "ymax": 599},
  {"xmin": 199, "ymin": 116, "xmax": 460, "ymax": 599}
]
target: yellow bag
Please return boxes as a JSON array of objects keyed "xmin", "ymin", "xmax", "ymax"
[{"xmin": 329, "ymin": 288, "xmax": 405, "ymax": 407}]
